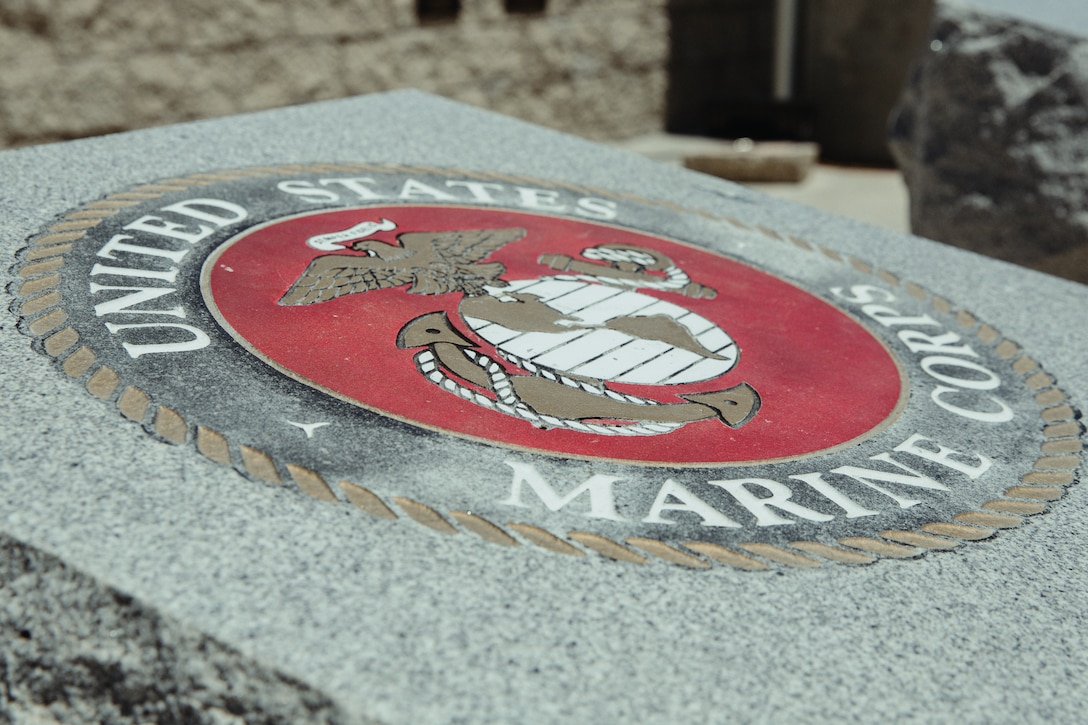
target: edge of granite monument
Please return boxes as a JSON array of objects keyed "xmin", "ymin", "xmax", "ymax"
[{"xmin": 2, "ymin": 91, "xmax": 1086, "ymax": 722}]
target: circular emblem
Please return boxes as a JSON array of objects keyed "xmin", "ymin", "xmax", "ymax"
[
  {"xmin": 11, "ymin": 164, "xmax": 1082, "ymax": 570},
  {"xmin": 203, "ymin": 205, "xmax": 903, "ymax": 465}
]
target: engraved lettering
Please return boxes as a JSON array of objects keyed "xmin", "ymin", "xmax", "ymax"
[
  {"xmin": 104, "ymin": 322, "xmax": 211, "ymax": 358},
  {"xmin": 160, "ymin": 198, "xmax": 248, "ymax": 227},
  {"xmin": 642, "ymin": 479, "xmax": 741, "ymax": 527},
  {"xmin": 500, "ymin": 460, "xmax": 624, "ymax": 521},
  {"xmin": 920, "ymin": 355, "xmax": 1001, "ymax": 390},
  {"xmin": 97, "ymin": 234, "xmax": 189, "ymax": 264},
  {"xmin": 930, "ymin": 387, "xmax": 1015, "ymax": 423},
  {"xmin": 320, "ymin": 177, "xmax": 385, "ymax": 200},
  {"xmin": 123, "ymin": 215, "xmax": 214, "ymax": 244},
  {"xmin": 89, "ymin": 264, "xmax": 178, "ymax": 283},
  {"xmin": 708, "ymin": 479, "xmax": 835, "ymax": 527},
  {"xmin": 445, "ymin": 181, "xmax": 505, "ymax": 203},
  {"xmin": 829, "ymin": 284, "xmax": 895, "ymax": 305},
  {"xmin": 574, "ymin": 197, "xmax": 618, "ymax": 220},
  {"xmin": 90, "ymin": 285, "xmax": 184, "ymax": 318},
  {"xmin": 893, "ymin": 433, "xmax": 993, "ymax": 478},
  {"xmin": 276, "ymin": 179, "xmax": 340, "ymax": 203}
]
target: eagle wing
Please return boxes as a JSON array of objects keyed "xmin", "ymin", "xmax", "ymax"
[
  {"xmin": 398, "ymin": 228, "xmax": 527, "ymax": 265},
  {"xmin": 279, "ymin": 254, "xmax": 413, "ymax": 305}
]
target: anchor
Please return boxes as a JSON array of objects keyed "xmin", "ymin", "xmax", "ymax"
[{"xmin": 397, "ymin": 312, "xmax": 761, "ymax": 429}]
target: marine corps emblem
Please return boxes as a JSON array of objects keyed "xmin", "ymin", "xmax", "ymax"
[
  {"xmin": 13, "ymin": 165, "xmax": 1077, "ymax": 569},
  {"xmin": 204, "ymin": 204, "xmax": 902, "ymax": 465},
  {"xmin": 279, "ymin": 218, "xmax": 760, "ymax": 437}
]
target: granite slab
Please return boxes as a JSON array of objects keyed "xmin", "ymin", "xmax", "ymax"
[{"xmin": 1, "ymin": 90, "xmax": 1086, "ymax": 723}]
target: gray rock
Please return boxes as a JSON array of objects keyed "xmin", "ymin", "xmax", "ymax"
[
  {"xmin": 890, "ymin": 0, "xmax": 1088, "ymax": 283},
  {"xmin": 0, "ymin": 534, "xmax": 356, "ymax": 724}
]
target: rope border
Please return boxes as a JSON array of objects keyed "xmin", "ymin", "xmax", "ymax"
[{"xmin": 10, "ymin": 162, "xmax": 1083, "ymax": 570}]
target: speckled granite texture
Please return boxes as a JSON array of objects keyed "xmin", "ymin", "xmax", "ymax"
[{"xmin": 1, "ymin": 91, "xmax": 1086, "ymax": 723}]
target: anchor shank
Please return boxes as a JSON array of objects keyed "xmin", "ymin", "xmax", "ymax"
[
  {"xmin": 510, "ymin": 376, "xmax": 718, "ymax": 424},
  {"xmin": 430, "ymin": 342, "xmax": 492, "ymax": 388}
]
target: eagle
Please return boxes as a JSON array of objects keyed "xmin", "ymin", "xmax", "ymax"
[{"xmin": 279, "ymin": 227, "xmax": 527, "ymax": 306}]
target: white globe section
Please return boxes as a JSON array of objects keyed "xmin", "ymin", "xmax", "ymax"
[{"xmin": 462, "ymin": 278, "xmax": 737, "ymax": 386}]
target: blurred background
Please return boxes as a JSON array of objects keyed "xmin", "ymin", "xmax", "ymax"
[
  {"xmin": 3, "ymin": 0, "xmax": 1084, "ymax": 281},
  {"xmin": 0, "ymin": 0, "xmax": 932, "ymax": 158}
]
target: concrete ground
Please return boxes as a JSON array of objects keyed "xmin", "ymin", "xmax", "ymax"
[{"xmin": 612, "ymin": 132, "xmax": 910, "ymax": 234}]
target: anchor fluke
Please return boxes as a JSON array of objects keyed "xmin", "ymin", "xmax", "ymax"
[{"xmin": 680, "ymin": 383, "xmax": 762, "ymax": 428}]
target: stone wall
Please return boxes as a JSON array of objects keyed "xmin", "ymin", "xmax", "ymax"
[{"xmin": 0, "ymin": 0, "xmax": 668, "ymax": 149}]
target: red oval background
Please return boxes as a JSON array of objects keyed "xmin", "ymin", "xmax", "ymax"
[{"xmin": 203, "ymin": 206, "xmax": 904, "ymax": 465}]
